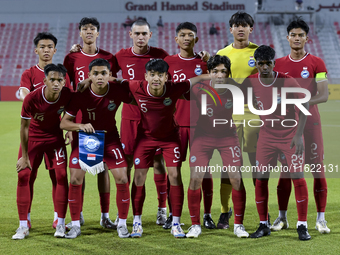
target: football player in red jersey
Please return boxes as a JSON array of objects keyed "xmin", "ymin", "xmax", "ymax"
[
  {"xmin": 164, "ymin": 22, "xmax": 215, "ymax": 229},
  {"xmin": 13, "ymin": 64, "xmax": 72, "ymax": 240},
  {"xmin": 246, "ymin": 45, "xmax": 311, "ymax": 241},
  {"xmin": 19, "ymin": 32, "xmax": 72, "ymax": 229},
  {"xmin": 63, "ymin": 17, "xmax": 119, "ymax": 230},
  {"xmin": 272, "ymin": 18, "xmax": 330, "ymax": 234},
  {"xmin": 186, "ymin": 55, "xmax": 248, "ymax": 238},
  {"xmin": 60, "ymin": 58, "xmax": 132, "ymax": 239}
]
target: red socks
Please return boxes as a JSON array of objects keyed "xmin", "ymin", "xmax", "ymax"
[
  {"xmin": 202, "ymin": 176, "xmax": 213, "ymax": 214},
  {"xmin": 170, "ymin": 185, "xmax": 184, "ymax": 217},
  {"xmin": 54, "ymin": 168, "xmax": 68, "ymax": 218},
  {"xmin": 116, "ymin": 183, "xmax": 130, "ymax": 219},
  {"xmin": 68, "ymin": 184, "xmax": 82, "ymax": 221},
  {"xmin": 312, "ymin": 165, "xmax": 327, "ymax": 213},
  {"xmin": 232, "ymin": 188, "xmax": 246, "ymax": 224},
  {"xmin": 255, "ymin": 179, "xmax": 269, "ymax": 221},
  {"xmin": 188, "ymin": 188, "xmax": 202, "ymax": 225},
  {"xmin": 17, "ymin": 168, "xmax": 31, "ymax": 221},
  {"xmin": 277, "ymin": 177, "xmax": 291, "ymax": 211},
  {"xmin": 154, "ymin": 173, "xmax": 167, "ymax": 208},
  {"xmin": 293, "ymin": 178, "xmax": 308, "ymax": 221},
  {"xmin": 131, "ymin": 182, "xmax": 145, "ymax": 216}
]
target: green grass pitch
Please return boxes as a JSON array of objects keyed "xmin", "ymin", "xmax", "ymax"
[{"xmin": 0, "ymin": 100, "xmax": 339, "ymax": 255}]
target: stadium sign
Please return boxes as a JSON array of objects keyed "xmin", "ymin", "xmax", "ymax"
[{"xmin": 125, "ymin": 1, "xmax": 245, "ymax": 11}]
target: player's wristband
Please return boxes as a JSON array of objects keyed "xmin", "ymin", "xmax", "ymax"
[{"xmin": 315, "ymin": 72, "xmax": 327, "ymax": 82}]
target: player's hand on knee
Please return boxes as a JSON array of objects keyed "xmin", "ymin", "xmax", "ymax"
[
  {"xmin": 70, "ymin": 44, "xmax": 82, "ymax": 53},
  {"xmin": 65, "ymin": 131, "xmax": 73, "ymax": 145},
  {"xmin": 80, "ymin": 123, "xmax": 95, "ymax": 133},
  {"xmin": 290, "ymin": 135, "xmax": 304, "ymax": 156},
  {"xmin": 16, "ymin": 157, "xmax": 32, "ymax": 172}
]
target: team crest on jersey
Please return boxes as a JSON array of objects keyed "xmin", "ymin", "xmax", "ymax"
[
  {"xmin": 72, "ymin": 157, "xmax": 78, "ymax": 165},
  {"xmin": 121, "ymin": 143, "xmax": 125, "ymax": 150},
  {"xmin": 194, "ymin": 65, "xmax": 203, "ymax": 75},
  {"xmin": 256, "ymin": 160, "xmax": 259, "ymax": 166},
  {"xmin": 190, "ymin": 156, "xmax": 196, "ymax": 163},
  {"xmin": 163, "ymin": 97, "xmax": 172, "ymax": 106},
  {"xmin": 225, "ymin": 99, "xmax": 233, "ymax": 109},
  {"xmin": 57, "ymin": 107, "xmax": 64, "ymax": 115},
  {"xmin": 83, "ymin": 136, "xmax": 100, "ymax": 152},
  {"xmin": 248, "ymin": 56, "xmax": 255, "ymax": 67},
  {"xmin": 280, "ymin": 153, "xmax": 286, "ymax": 160},
  {"xmin": 135, "ymin": 158, "xmax": 140, "ymax": 165},
  {"xmin": 108, "ymin": 101, "xmax": 116, "ymax": 111},
  {"xmin": 301, "ymin": 67, "xmax": 309, "ymax": 79}
]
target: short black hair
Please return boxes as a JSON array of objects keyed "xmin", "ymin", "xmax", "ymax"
[
  {"xmin": 145, "ymin": 59, "xmax": 169, "ymax": 73},
  {"xmin": 287, "ymin": 17, "xmax": 309, "ymax": 35},
  {"xmin": 88, "ymin": 58, "xmax": 111, "ymax": 72},
  {"xmin": 176, "ymin": 22, "xmax": 197, "ymax": 35},
  {"xmin": 207, "ymin": 55, "xmax": 231, "ymax": 73},
  {"xmin": 254, "ymin": 45, "xmax": 276, "ymax": 61},
  {"xmin": 131, "ymin": 19, "xmax": 150, "ymax": 30},
  {"xmin": 229, "ymin": 11, "xmax": 254, "ymax": 28},
  {"xmin": 33, "ymin": 32, "xmax": 57, "ymax": 47},
  {"xmin": 44, "ymin": 63, "xmax": 67, "ymax": 77},
  {"xmin": 79, "ymin": 17, "xmax": 100, "ymax": 31}
]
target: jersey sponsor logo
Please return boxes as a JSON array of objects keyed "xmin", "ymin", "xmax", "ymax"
[
  {"xmin": 76, "ymin": 66, "xmax": 85, "ymax": 70},
  {"xmin": 33, "ymin": 82, "xmax": 42, "ymax": 87},
  {"xmin": 121, "ymin": 143, "xmax": 125, "ymax": 149},
  {"xmin": 163, "ymin": 97, "xmax": 172, "ymax": 106},
  {"xmin": 233, "ymin": 159, "xmax": 240, "ymax": 163},
  {"xmin": 174, "ymin": 69, "xmax": 183, "ymax": 74},
  {"xmin": 87, "ymin": 108, "xmax": 96, "ymax": 111},
  {"xmin": 83, "ymin": 136, "xmax": 100, "ymax": 152},
  {"xmin": 285, "ymin": 72, "xmax": 289, "ymax": 75},
  {"xmin": 173, "ymin": 159, "xmax": 180, "ymax": 163},
  {"xmin": 301, "ymin": 67, "xmax": 309, "ymax": 78},
  {"xmin": 57, "ymin": 161, "xmax": 65, "ymax": 165},
  {"xmin": 194, "ymin": 65, "xmax": 203, "ymax": 75},
  {"xmin": 108, "ymin": 102, "xmax": 116, "ymax": 111},
  {"xmin": 126, "ymin": 64, "xmax": 135, "ymax": 68},
  {"xmin": 139, "ymin": 99, "xmax": 148, "ymax": 102},
  {"xmin": 116, "ymin": 160, "xmax": 124, "ymax": 165},
  {"xmin": 225, "ymin": 99, "xmax": 233, "ymax": 109},
  {"xmin": 248, "ymin": 56, "xmax": 255, "ymax": 67},
  {"xmin": 72, "ymin": 157, "xmax": 78, "ymax": 164},
  {"xmin": 190, "ymin": 156, "xmax": 197, "ymax": 163},
  {"xmin": 57, "ymin": 107, "xmax": 65, "ymax": 115},
  {"xmin": 134, "ymin": 158, "xmax": 140, "ymax": 165}
]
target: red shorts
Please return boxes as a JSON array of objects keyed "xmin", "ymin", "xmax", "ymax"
[
  {"xmin": 120, "ymin": 118, "xmax": 140, "ymax": 156},
  {"xmin": 18, "ymin": 140, "xmax": 67, "ymax": 170},
  {"xmin": 304, "ymin": 126, "xmax": 324, "ymax": 164},
  {"xmin": 133, "ymin": 133, "xmax": 182, "ymax": 169},
  {"xmin": 189, "ymin": 135, "xmax": 242, "ymax": 167},
  {"xmin": 256, "ymin": 136, "xmax": 304, "ymax": 173},
  {"xmin": 69, "ymin": 135, "xmax": 127, "ymax": 170},
  {"xmin": 179, "ymin": 126, "xmax": 195, "ymax": 161}
]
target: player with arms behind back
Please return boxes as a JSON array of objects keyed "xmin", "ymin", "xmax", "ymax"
[
  {"xmin": 13, "ymin": 64, "xmax": 72, "ymax": 239},
  {"xmin": 272, "ymin": 18, "xmax": 330, "ymax": 234}
]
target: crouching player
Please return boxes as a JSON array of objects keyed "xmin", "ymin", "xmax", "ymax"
[
  {"xmin": 186, "ymin": 55, "xmax": 248, "ymax": 238},
  {"xmin": 13, "ymin": 64, "xmax": 71, "ymax": 239},
  {"xmin": 60, "ymin": 59, "xmax": 132, "ymax": 239},
  {"xmin": 247, "ymin": 45, "xmax": 311, "ymax": 241},
  {"xmin": 110, "ymin": 59, "xmax": 210, "ymax": 238}
]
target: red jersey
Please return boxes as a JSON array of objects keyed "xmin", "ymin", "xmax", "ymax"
[
  {"xmin": 21, "ymin": 86, "xmax": 72, "ymax": 143},
  {"xmin": 165, "ymin": 53, "xmax": 207, "ymax": 127},
  {"xmin": 115, "ymin": 46, "xmax": 169, "ymax": 120},
  {"xmin": 63, "ymin": 48, "xmax": 119, "ymax": 91},
  {"xmin": 247, "ymin": 72, "xmax": 304, "ymax": 140},
  {"xmin": 65, "ymin": 83, "xmax": 131, "ymax": 140},
  {"xmin": 127, "ymin": 80, "xmax": 190, "ymax": 139},
  {"xmin": 274, "ymin": 53, "xmax": 327, "ymax": 127},
  {"xmin": 20, "ymin": 65, "xmax": 72, "ymax": 92},
  {"xmin": 191, "ymin": 80, "xmax": 237, "ymax": 138}
]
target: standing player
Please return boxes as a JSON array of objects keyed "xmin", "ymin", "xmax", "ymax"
[
  {"xmin": 247, "ymin": 45, "xmax": 311, "ymax": 241},
  {"xmin": 216, "ymin": 11, "xmax": 260, "ymax": 229},
  {"xmin": 164, "ymin": 22, "xmax": 214, "ymax": 229},
  {"xmin": 19, "ymin": 32, "xmax": 71, "ymax": 229},
  {"xmin": 13, "ymin": 64, "xmax": 71, "ymax": 239},
  {"xmin": 186, "ymin": 55, "xmax": 248, "ymax": 238},
  {"xmin": 60, "ymin": 58, "xmax": 132, "ymax": 239},
  {"xmin": 63, "ymin": 17, "xmax": 119, "ymax": 229},
  {"xmin": 272, "ymin": 18, "xmax": 330, "ymax": 234}
]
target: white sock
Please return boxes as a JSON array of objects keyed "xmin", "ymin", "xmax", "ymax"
[
  {"xmin": 260, "ymin": 221, "xmax": 268, "ymax": 226},
  {"xmin": 173, "ymin": 216, "xmax": 180, "ymax": 225},
  {"xmin": 72, "ymin": 220, "xmax": 80, "ymax": 228},
  {"xmin": 57, "ymin": 218, "xmax": 65, "ymax": 225},
  {"xmin": 101, "ymin": 212, "xmax": 109, "ymax": 219},
  {"xmin": 234, "ymin": 223, "xmax": 242, "ymax": 229},
  {"xmin": 133, "ymin": 215, "xmax": 142, "ymax": 225},
  {"xmin": 297, "ymin": 221, "xmax": 307, "ymax": 228},
  {"xmin": 204, "ymin": 213, "xmax": 212, "ymax": 218},
  {"xmin": 20, "ymin": 220, "xmax": 28, "ymax": 228},
  {"xmin": 118, "ymin": 218, "xmax": 127, "ymax": 227},
  {"xmin": 54, "ymin": 212, "xmax": 58, "ymax": 221},
  {"xmin": 27, "ymin": 213, "xmax": 31, "ymax": 222},
  {"xmin": 317, "ymin": 212, "xmax": 325, "ymax": 221},
  {"xmin": 279, "ymin": 210, "xmax": 287, "ymax": 219}
]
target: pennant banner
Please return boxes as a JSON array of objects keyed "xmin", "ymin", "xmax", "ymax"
[{"xmin": 78, "ymin": 130, "xmax": 105, "ymax": 175}]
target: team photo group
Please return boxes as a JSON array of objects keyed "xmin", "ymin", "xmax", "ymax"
[{"xmin": 13, "ymin": 11, "xmax": 330, "ymax": 242}]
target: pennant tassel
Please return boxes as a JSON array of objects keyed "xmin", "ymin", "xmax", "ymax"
[{"xmin": 79, "ymin": 160, "xmax": 105, "ymax": 176}]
